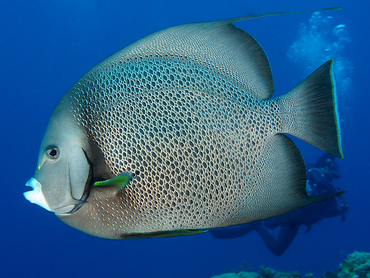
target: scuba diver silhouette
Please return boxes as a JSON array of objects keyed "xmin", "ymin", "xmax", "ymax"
[{"xmin": 210, "ymin": 154, "xmax": 348, "ymax": 256}]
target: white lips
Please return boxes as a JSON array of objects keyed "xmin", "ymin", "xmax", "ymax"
[
  {"xmin": 23, "ymin": 178, "xmax": 52, "ymax": 212},
  {"xmin": 24, "ymin": 178, "xmax": 78, "ymax": 214}
]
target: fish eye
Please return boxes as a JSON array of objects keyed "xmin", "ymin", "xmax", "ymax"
[{"xmin": 46, "ymin": 147, "xmax": 60, "ymax": 159}]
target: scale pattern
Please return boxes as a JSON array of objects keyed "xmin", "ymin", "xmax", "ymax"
[{"xmin": 66, "ymin": 58, "xmax": 281, "ymax": 233}]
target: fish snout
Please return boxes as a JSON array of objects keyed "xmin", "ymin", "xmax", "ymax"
[
  {"xmin": 24, "ymin": 178, "xmax": 52, "ymax": 211},
  {"xmin": 23, "ymin": 178, "xmax": 79, "ymax": 214}
]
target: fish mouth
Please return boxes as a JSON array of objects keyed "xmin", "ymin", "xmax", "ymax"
[
  {"xmin": 23, "ymin": 178, "xmax": 75, "ymax": 213},
  {"xmin": 23, "ymin": 178, "xmax": 84, "ymax": 214},
  {"xmin": 23, "ymin": 178, "xmax": 52, "ymax": 211}
]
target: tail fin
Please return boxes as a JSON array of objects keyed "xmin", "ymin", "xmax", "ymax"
[{"xmin": 276, "ymin": 59, "xmax": 343, "ymax": 158}]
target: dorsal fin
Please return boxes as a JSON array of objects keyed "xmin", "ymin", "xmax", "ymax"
[
  {"xmin": 104, "ymin": 16, "xmax": 275, "ymax": 99},
  {"xmin": 96, "ymin": 7, "xmax": 341, "ymax": 100}
]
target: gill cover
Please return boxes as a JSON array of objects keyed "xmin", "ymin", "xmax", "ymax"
[{"xmin": 24, "ymin": 103, "xmax": 93, "ymax": 214}]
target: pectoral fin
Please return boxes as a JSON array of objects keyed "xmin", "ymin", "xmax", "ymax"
[{"xmin": 93, "ymin": 172, "xmax": 134, "ymax": 190}]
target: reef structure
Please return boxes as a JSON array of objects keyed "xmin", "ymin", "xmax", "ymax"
[
  {"xmin": 212, "ymin": 252, "xmax": 370, "ymax": 278},
  {"xmin": 339, "ymin": 252, "xmax": 370, "ymax": 278}
]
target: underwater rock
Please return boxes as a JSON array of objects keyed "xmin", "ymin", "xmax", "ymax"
[
  {"xmin": 212, "ymin": 272, "xmax": 260, "ymax": 278},
  {"xmin": 211, "ymin": 252, "xmax": 370, "ymax": 278},
  {"xmin": 338, "ymin": 252, "xmax": 370, "ymax": 278},
  {"xmin": 211, "ymin": 266, "xmax": 302, "ymax": 278},
  {"xmin": 321, "ymin": 270, "xmax": 338, "ymax": 278},
  {"xmin": 259, "ymin": 266, "xmax": 301, "ymax": 278}
]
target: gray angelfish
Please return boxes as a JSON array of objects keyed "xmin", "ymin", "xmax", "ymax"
[{"xmin": 24, "ymin": 9, "xmax": 344, "ymax": 239}]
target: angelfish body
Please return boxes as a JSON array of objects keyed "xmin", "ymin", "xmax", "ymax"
[{"xmin": 24, "ymin": 12, "xmax": 343, "ymax": 239}]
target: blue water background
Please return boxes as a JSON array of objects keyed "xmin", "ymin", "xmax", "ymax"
[{"xmin": 1, "ymin": 0, "xmax": 368, "ymax": 277}]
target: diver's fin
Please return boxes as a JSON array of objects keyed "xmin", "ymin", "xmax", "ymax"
[
  {"xmin": 120, "ymin": 229, "xmax": 208, "ymax": 239},
  {"xmin": 276, "ymin": 59, "xmax": 343, "ymax": 158},
  {"xmin": 93, "ymin": 172, "xmax": 134, "ymax": 190}
]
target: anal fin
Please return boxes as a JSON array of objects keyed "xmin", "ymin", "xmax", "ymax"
[
  {"xmin": 241, "ymin": 134, "xmax": 343, "ymax": 223},
  {"xmin": 120, "ymin": 229, "xmax": 208, "ymax": 239}
]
